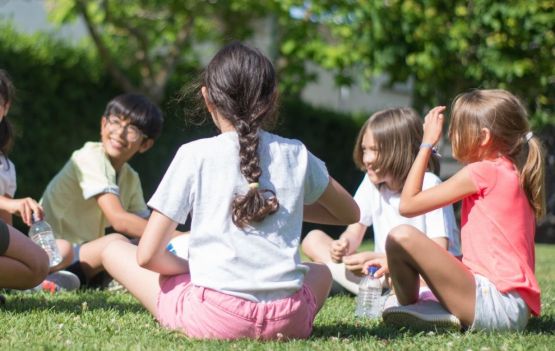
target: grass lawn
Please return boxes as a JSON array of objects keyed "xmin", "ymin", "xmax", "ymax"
[{"xmin": 1, "ymin": 243, "xmax": 554, "ymax": 350}]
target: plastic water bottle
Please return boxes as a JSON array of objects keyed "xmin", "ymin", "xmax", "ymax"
[
  {"xmin": 28, "ymin": 216, "xmax": 62, "ymax": 267},
  {"xmin": 355, "ymin": 266, "xmax": 383, "ymax": 318}
]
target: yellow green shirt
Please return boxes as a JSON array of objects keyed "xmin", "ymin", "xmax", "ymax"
[{"xmin": 40, "ymin": 142, "xmax": 149, "ymax": 244}]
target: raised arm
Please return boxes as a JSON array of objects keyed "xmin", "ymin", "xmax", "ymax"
[
  {"xmin": 304, "ymin": 176, "xmax": 360, "ymax": 225},
  {"xmin": 399, "ymin": 106, "xmax": 477, "ymax": 217}
]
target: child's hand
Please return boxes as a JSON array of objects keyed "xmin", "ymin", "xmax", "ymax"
[
  {"xmin": 330, "ymin": 238, "xmax": 349, "ymax": 263},
  {"xmin": 422, "ymin": 106, "xmax": 446, "ymax": 146},
  {"xmin": 343, "ymin": 251, "xmax": 376, "ymax": 276},
  {"xmin": 6, "ymin": 197, "xmax": 43, "ymax": 226},
  {"xmin": 362, "ymin": 257, "xmax": 389, "ymax": 278}
]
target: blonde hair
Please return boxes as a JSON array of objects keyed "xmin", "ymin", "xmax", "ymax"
[
  {"xmin": 449, "ymin": 89, "xmax": 546, "ymax": 219},
  {"xmin": 353, "ymin": 107, "xmax": 440, "ymax": 192}
]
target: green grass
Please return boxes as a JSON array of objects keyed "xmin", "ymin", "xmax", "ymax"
[{"xmin": 1, "ymin": 244, "xmax": 555, "ymax": 350}]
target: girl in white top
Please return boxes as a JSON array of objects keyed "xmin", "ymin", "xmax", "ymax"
[
  {"xmin": 101, "ymin": 42, "xmax": 359, "ymax": 340},
  {"xmin": 0, "ymin": 69, "xmax": 48, "ymax": 291},
  {"xmin": 302, "ymin": 107, "xmax": 460, "ymax": 294}
]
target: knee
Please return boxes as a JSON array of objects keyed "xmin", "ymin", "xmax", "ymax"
[
  {"xmin": 385, "ymin": 224, "xmax": 415, "ymax": 253},
  {"xmin": 302, "ymin": 230, "xmax": 326, "ymax": 246},
  {"xmin": 106, "ymin": 233, "xmax": 131, "ymax": 244},
  {"xmin": 301, "ymin": 230, "xmax": 328, "ymax": 255},
  {"xmin": 27, "ymin": 248, "xmax": 49, "ymax": 288},
  {"xmin": 100, "ymin": 236, "xmax": 129, "ymax": 263}
]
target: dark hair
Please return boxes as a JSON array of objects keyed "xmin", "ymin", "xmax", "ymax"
[
  {"xmin": 203, "ymin": 41, "xmax": 279, "ymax": 228},
  {"xmin": 104, "ymin": 93, "xmax": 164, "ymax": 139},
  {"xmin": 353, "ymin": 107, "xmax": 439, "ymax": 192},
  {"xmin": 0, "ymin": 70, "xmax": 15, "ymax": 156}
]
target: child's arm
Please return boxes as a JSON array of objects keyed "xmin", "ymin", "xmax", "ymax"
[
  {"xmin": 0, "ymin": 195, "xmax": 43, "ymax": 226},
  {"xmin": 136, "ymin": 210, "xmax": 189, "ymax": 275},
  {"xmin": 304, "ymin": 176, "xmax": 360, "ymax": 225},
  {"xmin": 400, "ymin": 106, "xmax": 477, "ymax": 217},
  {"xmin": 331, "ymin": 223, "xmax": 367, "ymax": 262},
  {"xmin": 96, "ymin": 193, "xmax": 149, "ymax": 237},
  {"xmin": 97, "ymin": 193, "xmax": 184, "ymax": 238}
]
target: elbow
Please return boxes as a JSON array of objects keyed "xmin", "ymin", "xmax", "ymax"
[
  {"xmin": 339, "ymin": 201, "xmax": 360, "ymax": 225},
  {"xmin": 136, "ymin": 248, "xmax": 153, "ymax": 269},
  {"xmin": 399, "ymin": 202, "xmax": 417, "ymax": 218}
]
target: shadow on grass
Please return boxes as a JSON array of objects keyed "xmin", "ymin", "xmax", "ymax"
[
  {"xmin": 0, "ymin": 291, "xmax": 145, "ymax": 315},
  {"xmin": 312, "ymin": 316, "xmax": 555, "ymax": 339},
  {"xmin": 312, "ymin": 322, "xmax": 455, "ymax": 341},
  {"xmin": 526, "ymin": 315, "xmax": 555, "ymax": 334}
]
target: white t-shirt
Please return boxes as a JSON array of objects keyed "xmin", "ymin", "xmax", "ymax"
[
  {"xmin": 148, "ymin": 130, "xmax": 330, "ymax": 302},
  {"xmin": 354, "ymin": 172, "xmax": 461, "ymax": 256},
  {"xmin": 0, "ymin": 155, "xmax": 16, "ymax": 197}
]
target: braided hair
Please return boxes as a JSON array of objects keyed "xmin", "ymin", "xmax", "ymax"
[{"xmin": 203, "ymin": 42, "xmax": 280, "ymax": 228}]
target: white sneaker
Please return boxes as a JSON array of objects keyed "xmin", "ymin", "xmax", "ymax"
[{"xmin": 382, "ymin": 299, "xmax": 461, "ymax": 331}]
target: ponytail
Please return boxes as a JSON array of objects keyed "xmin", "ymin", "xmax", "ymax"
[{"xmin": 517, "ymin": 135, "xmax": 546, "ymax": 220}]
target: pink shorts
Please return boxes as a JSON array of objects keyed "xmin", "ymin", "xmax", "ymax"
[{"xmin": 156, "ymin": 274, "xmax": 317, "ymax": 340}]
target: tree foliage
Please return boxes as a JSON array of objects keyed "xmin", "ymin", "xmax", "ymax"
[
  {"xmin": 45, "ymin": 0, "xmax": 323, "ymax": 102},
  {"xmin": 46, "ymin": 1, "xmax": 554, "ymax": 127},
  {"xmin": 302, "ymin": 0, "xmax": 555, "ymax": 127}
]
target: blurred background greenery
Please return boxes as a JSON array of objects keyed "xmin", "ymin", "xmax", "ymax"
[{"xmin": 0, "ymin": 0, "xmax": 553, "ymax": 238}]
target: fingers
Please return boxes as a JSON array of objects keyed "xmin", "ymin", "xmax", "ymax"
[
  {"xmin": 20, "ymin": 197, "xmax": 43, "ymax": 226},
  {"xmin": 362, "ymin": 258, "xmax": 389, "ymax": 277},
  {"xmin": 423, "ymin": 105, "xmax": 446, "ymax": 146},
  {"xmin": 330, "ymin": 238, "xmax": 349, "ymax": 263}
]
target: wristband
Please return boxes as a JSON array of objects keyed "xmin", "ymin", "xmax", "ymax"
[{"xmin": 420, "ymin": 143, "xmax": 441, "ymax": 157}]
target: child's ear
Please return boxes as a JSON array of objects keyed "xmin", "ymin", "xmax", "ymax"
[
  {"xmin": 479, "ymin": 128, "xmax": 492, "ymax": 146},
  {"xmin": 139, "ymin": 138, "xmax": 154, "ymax": 154},
  {"xmin": 201, "ymin": 86, "xmax": 214, "ymax": 112}
]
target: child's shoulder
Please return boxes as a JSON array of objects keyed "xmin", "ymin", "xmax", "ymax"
[
  {"xmin": 178, "ymin": 131, "xmax": 307, "ymax": 155},
  {"xmin": 260, "ymin": 130, "xmax": 307, "ymax": 152},
  {"xmin": 71, "ymin": 142, "xmax": 104, "ymax": 160}
]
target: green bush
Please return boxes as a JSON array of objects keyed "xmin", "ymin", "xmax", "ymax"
[{"xmin": 0, "ymin": 26, "xmax": 366, "ymax": 235}]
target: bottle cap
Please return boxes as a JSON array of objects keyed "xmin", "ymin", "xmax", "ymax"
[{"xmin": 369, "ymin": 266, "xmax": 378, "ymax": 277}]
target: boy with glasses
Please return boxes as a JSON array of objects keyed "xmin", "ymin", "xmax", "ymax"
[{"xmin": 40, "ymin": 93, "xmax": 178, "ymax": 289}]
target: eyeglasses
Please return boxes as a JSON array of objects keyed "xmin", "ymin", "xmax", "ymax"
[{"xmin": 105, "ymin": 116, "xmax": 145, "ymax": 142}]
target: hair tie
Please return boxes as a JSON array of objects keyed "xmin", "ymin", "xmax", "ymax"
[
  {"xmin": 248, "ymin": 182, "xmax": 259, "ymax": 189},
  {"xmin": 525, "ymin": 131, "xmax": 533, "ymax": 142},
  {"xmin": 420, "ymin": 143, "xmax": 441, "ymax": 157}
]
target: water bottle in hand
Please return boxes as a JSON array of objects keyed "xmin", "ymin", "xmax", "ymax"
[
  {"xmin": 355, "ymin": 266, "xmax": 383, "ymax": 318},
  {"xmin": 28, "ymin": 215, "xmax": 62, "ymax": 267}
]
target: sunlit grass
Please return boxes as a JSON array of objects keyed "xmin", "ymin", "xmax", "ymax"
[{"xmin": 1, "ymin": 243, "xmax": 553, "ymax": 350}]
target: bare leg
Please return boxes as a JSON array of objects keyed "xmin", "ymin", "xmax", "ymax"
[
  {"xmin": 302, "ymin": 262, "xmax": 332, "ymax": 312},
  {"xmin": 301, "ymin": 229, "xmax": 334, "ymax": 263},
  {"xmin": 79, "ymin": 234, "xmax": 131, "ymax": 280},
  {"xmin": 386, "ymin": 224, "xmax": 476, "ymax": 326},
  {"xmin": 101, "ymin": 240, "xmax": 161, "ymax": 315},
  {"xmin": 0, "ymin": 226, "xmax": 49, "ymax": 289},
  {"xmin": 49, "ymin": 239, "xmax": 74, "ymax": 272}
]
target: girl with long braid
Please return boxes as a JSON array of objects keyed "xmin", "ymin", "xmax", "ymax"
[{"xmin": 101, "ymin": 42, "xmax": 359, "ymax": 340}]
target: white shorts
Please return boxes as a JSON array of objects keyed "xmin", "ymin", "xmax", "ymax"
[{"xmin": 471, "ymin": 274, "xmax": 530, "ymax": 331}]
